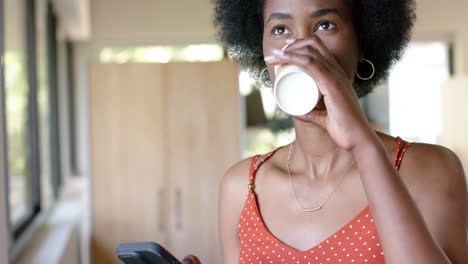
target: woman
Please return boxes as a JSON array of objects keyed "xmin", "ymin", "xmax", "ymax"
[{"xmin": 185, "ymin": 0, "xmax": 468, "ymax": 263}]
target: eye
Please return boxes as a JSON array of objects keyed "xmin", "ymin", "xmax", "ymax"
[
  {"xmin": 272, "ymin": 25, "xmax": 291, "ymax": 35},
  {"xmin": 316, "ymin": 21, "xmax": 337, "ymax": 31}
]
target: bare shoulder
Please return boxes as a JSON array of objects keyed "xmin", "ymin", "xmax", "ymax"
[
  {"xmin": 399, "ymin": 141, "xmax": 467, "ymax": 198},
  {"xmin": 374, "ymin": 131, "xmax": 401, "ymax": 160},
  {"xmin": 220, "ymin": 156, "xmax": 253, "ymax": 194},
  {"xmin": 399, "ymin": 141, "xmax": 468, "ymax": 261},
  {"xmin": 218, "ymin": 157, "xmax": 255, "ymax": 262},
  {"xmin": 374, "ymin": 131, "xmax": 466, "ymax": 188},
  {"xmin": 219, "ymin": 156, "xmax": 255, "ymax": 219}
]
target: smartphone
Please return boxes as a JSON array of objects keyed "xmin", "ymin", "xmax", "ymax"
[{"xmin": 117, "ymin": 242, "xmax": 182, "ymax": 264}]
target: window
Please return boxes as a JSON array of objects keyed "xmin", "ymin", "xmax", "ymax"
[
  {"xmin": 4, "ymin": 0, "xmax": 41, "ymax": 238},
  {"xmin": 2, "ymin": 0, "xmax": 64, "ymax": 247}
]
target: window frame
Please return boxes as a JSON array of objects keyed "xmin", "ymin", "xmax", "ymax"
[
  {"xmin": 65, "ymin": 40, "xmax": 77, "ymax": 176},
  {"xmin": 5, "ymin": 0, "xmax": 69, "ymax": 259},
  {"xmin": 1, "ymin": 0, "xmax": 73, "ymax": 259},
  {"xmin": 46, "ymin": 0, "xmax": 62, "ymax": 197}
]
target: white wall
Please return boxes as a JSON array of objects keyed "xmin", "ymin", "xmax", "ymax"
[
  {"xmin": 414, "ymin": 0, "xmax": 468, "ymax": 75},
  {"xmin": 91, "ymin": 0, "xmax": 216, "ymax": 48},
  {"xmin": 441, "ymin": 76, "xmax": 468, "ymax": 170},
  {"xmin": 414, "ymin": 0, "xmax": 468, "ymax": 172}
]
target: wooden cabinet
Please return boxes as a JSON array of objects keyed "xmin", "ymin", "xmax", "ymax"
[{"xmin": 90, "ymin": 61, "xmax": 241, "ymax": 264}]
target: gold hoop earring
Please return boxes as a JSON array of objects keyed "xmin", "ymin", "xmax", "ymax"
[
  {"xmin": 259, "ymin": 68, "xmax": 271, "ymax": 87},
  {"xmin": 356, "ymin": 58, "xmax": 375, "ymax": 81}
]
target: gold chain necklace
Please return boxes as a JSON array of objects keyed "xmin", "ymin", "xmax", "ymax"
[{"xmin": 287, "ymin": 143, "xmax": 356, "ymax": 212}]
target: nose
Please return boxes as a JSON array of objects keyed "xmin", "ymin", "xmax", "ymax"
[
  {"xmin": 295, "ymin": 24, "xmax": 316, "ymax": 40},
  {"xmin": 296, "ymin": 32, "xmax": 314, "ymax": 40}
]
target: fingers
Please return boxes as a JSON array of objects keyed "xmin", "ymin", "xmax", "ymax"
[
  {"xmin": 265, "ymin": 41, "xmax": 322, "ymax": 64},
  {"xmin": 272, "ymin": 49, "xmax": 324, "ymax": 67},
  {"xmin": 270, "ymin": 49, "xmax": 333, "ymax": 87},
  {"xmin": 182, "ymin": 255, "xmax": 201, "ymax": 264},
  {"xmin": 283, "ymin": 37, "xmax": 346, "ymax": 76},
  {"xmin": 279, "ymin": 46, "xmax": 334, "ymax": 70}
]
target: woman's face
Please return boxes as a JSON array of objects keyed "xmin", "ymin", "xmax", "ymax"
[{"xmin": 262, "ymin": 0, "xmax": 360, "ymax": 83}]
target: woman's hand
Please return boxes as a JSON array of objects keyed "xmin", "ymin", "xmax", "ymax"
[
  {"xmin": 265, "ymin": 37, "xmax": 378, "ymax": 152},
  {"xmin": 182, "ymin": 255, "xmax": 201, "ymax": 264}
]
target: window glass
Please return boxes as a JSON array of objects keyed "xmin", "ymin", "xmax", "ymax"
[{"xmin": 4, "ymin": 0, "xmax": 33, "ymax": 226}]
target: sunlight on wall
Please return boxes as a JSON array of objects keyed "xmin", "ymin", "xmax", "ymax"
[
  {"xmin": 99, "ymin": 45, "xmax": 224, "ymax": 63},
  {"xmin": 388, "ymin": 42, "xmax": 450, "ymax": 144}
]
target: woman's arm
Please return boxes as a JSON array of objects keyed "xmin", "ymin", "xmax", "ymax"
[
  {"xmin": 352, "ymin": 137, "xmax": 468, "ymax": 264},
  {"xmin": 218, "ymin": 159, "xmax": 251, "ymax": 264}
]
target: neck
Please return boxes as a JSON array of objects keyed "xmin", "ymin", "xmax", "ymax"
[{"xmin": 291, "ymin": 119, "xmax": 355, "ymax": 182}]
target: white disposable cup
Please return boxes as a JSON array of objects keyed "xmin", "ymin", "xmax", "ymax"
[{"xmin": 273, "ymin": 65, "xmax": 321, "ymax": 116}]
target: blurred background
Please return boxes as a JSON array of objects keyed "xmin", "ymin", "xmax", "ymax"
[{"xmin": 0, "ymin": 0, "xmax": 467, "ymax": 263}]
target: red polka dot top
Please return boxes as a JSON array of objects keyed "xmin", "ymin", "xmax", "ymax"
[{"xmin": 238, "ymin": 136, "xmax": 413, "ymax": 264}]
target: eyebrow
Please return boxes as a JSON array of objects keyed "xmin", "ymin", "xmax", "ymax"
[
  {"xmin": 311, "ymin": 8, "xmax": 339, "ymax": 18},
  {"xmin": 266, "ymin": 8, "xmax": 340, "ymax": 24}
]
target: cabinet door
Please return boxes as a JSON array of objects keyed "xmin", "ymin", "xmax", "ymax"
[
  {"xmin": 90, "ymin": 61, "xmax": 241, "ymax": 264},
  {"xmin": 166, "ymin": 60, "xmax": 241, "ymax": 264},
  {"xmin": 90, "ymin": 63, "xmax": 168, "ymax": 264}
]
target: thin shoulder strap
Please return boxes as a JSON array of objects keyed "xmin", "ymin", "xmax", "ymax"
[
  {"xmin": 393, "ymin": 136, "xmax": 404, "ymax": 168},
  {"xmin": 247, "ymin": 147, "xmax": 282, "ymax": 190},
  {"xmin": 394, "ymin": 136, "xmax": 414, "ymax": 170},
  {"xmin": 248, "ymin": 155, "xmax": 260, "ymax": 185}
]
